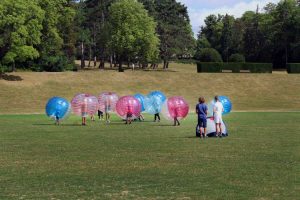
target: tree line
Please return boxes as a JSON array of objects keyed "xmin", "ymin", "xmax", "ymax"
[
  {"xmin": 0, "ymin": 0, "xmax": 299, "ymax": 72},
  {"xmin": 0, "ymin": 0, "xmax": 195, "ymax": 72},
  {"xmin": 196, "ymin": 0, "xmax": 300, "ymax": 68}
]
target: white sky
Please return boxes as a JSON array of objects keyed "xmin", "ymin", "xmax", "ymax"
[{"xmin": 177, "ymin": 0, "xmax": 281, "ymax": 36}]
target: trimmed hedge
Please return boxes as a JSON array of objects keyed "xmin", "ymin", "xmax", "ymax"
[
  {"xmin": 243, "ymin": 63, "xmax": 272, "ymax": 73},
  {"xmin": 197, "ymin": 62, "xmax": 222, "ymax": 73},
  {"xmin": 287, "ymin": 63, "xmax": 300, "ymax": 73},
  {"xmin": 197, "ymin": 62, "xmax": 272, "ymax": 73},
  {"xmin": 223, "ymin": 63, "xmax": 242, "ymax": 73}
]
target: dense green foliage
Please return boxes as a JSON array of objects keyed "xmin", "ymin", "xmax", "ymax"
[
  {"xmin": 0, "ymin": 113, "xmax": 299, "ymax": 199},
  {"xmin": 197, "ymin": 62, "xmax": 273, "ymax": 73},
  {"xmin": 195, "ymin": 48, "xmax": 223, "ymax": 62},
  {"xmin": 287, "ymin": 63, "xmax": 300, "ymax": 73},
  {"xmin": 196, "ymin": 0, "xmax": 300, "ymax": 68},
  {"xmin": 0, "ymin": 0, "xmax": 44, "ymax": 71},
  {"xmin": 229, "ymin": 53, "xmax": 246, "ymax": 63},
  {"xmin": 0, "ymin": 0, "xmax": 299, "ymax": 71}
]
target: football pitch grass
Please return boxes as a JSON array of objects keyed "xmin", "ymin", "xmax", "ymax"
[{"xmin": 0, "ymin": 112, "xmax": 299, "ymax": 199}]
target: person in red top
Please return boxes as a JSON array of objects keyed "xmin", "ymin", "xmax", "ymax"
[
  {"xmin": 81, "ymin": 100, "xmax": 88, "ymax": 126},
  {"xmin": 173, "ymin": 107, "xmax": 180, "ymax": 126},
  {"xmin": 125, "ymin": 105, "xmax": 133, "ymax": 124}
]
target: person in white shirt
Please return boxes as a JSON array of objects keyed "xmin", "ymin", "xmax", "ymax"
[{"xmin": 213, "ymin": 96, "xmax": 224, "ymax": 137}]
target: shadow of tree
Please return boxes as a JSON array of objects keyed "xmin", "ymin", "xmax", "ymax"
[{"xmin": 0, "ymin": 73, "xmax": 23, "ymax": 81}]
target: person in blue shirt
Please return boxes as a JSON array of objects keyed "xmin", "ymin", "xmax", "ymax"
[{"xmin": 196, "ymin": 97, "xmax": 208, "ymax": 138}]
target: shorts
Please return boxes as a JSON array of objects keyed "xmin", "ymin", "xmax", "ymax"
[
  {"xmin": 127, "ymin": 113, "xmax": 133, "ymax": 118},
  {"xmin": 98, "ymin": 110, "xmax": 103, "ymax": 116},
  {"xmin": 82, "ymin": 112, "xmax": 88, "ymax": 117},
  {"xmin": 105, "ymin": 106, "xmax": 111, "ymax": 113},
  {"xmin": 214, "ymin": 114, "xmax": 223, "ymax": 124},
  {"xmin": 198, "ymin": 117, "xmax": 207, "ymax": 128}
]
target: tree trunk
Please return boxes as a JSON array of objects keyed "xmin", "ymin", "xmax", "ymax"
[
  {"xmin": 163, "ymin": 59, "xmax": 167, "ymax": 69},
  {"xmin": 94, "ymin": 56, "xmax": 97, "ymax": 68},
  {"xmin": 12, "ymin": 62, "xmax": 16, "ymax": 72},
  {"xmin": 99, "ymin": 59, "xmax": 105, "ymax": 69},
  {"xmin": 88, "ymin": 45, "xmax": 92, "ymax": 68},
  {"xmin": 81, "ymin": 42, "xmax": 85, "ymax": 69},
  {"xmin": 110, "ymin": 55, "xmax": 113, "ymax": 68},
  {"xmin": 166, "ymin": 61, "xmax": 169, "ymax": 69},
  {"xmin": 118, "ymin": 58, "xmax": 123, "ymax": 72}
]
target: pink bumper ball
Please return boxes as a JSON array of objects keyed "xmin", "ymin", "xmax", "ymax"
[
  {"xmin": 71, "ymin": 94, "xmax": 98, "ymax": 117},
  {"xmin": 116, "ymin": 96, "xmax": 141, "ymax": 119},
  {"xmin": 98, "ymin": 92, "xmax": 119, "ymax": 113},
  {"xmin": 161, "ymin": 96, "xmax": 189, "ymax": 121}
]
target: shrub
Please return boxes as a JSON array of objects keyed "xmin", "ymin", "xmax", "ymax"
[
  {"xmin": 0, "ymin": 63, "xmax": 10, "ymax": 73},
  {"xmin": 229, "ymin": 53, "xmax": 245, "ymax": 63},
  {"xmin": 195, "ymin": 48, "xmax": 223, "ymax": 62},
  {"xmin": 39, "ymin": 56, "xmax": 69, "ymax": 72},
  {"xmin": 287, "ymin": 63, "xmax": 300, "ymax": 73},
  {"xmin": 176, "ymin": 59, "xmax": 197, "ymax": 64}
]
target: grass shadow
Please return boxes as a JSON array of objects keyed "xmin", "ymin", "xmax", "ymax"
[{"xmin": 0, "ymin": 73, "xmax": 23, "ymax": 81}]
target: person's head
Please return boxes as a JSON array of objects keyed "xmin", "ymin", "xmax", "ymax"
[
  {"xmin": 199, "ymin": 97, "xmax": 205, "ymax": 104},
  {"xmin": 214, "ymin": 96, "xmax": 219, "ymax": 102}
]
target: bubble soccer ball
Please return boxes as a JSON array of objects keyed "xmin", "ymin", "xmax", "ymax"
[
  {"xmin": 207, "ymin": 96, "xmax": 232, "ymax": 117},
  {"xmin": 46, "ymin": 97, "xmax": 71, "ymax": 121},
  {"xmin": 197, "ymin": 117, "xmax": 228, "ymax": 137},
  {"xmin": 144, "ymin": 91, "xmax": 166, "ymax": 114},
  {"xmin": 134, "ymin": 94, "xmax": 146, "ymax": 112},
  {"xmin": 161, "ymin": 96, "xmax": 189, "ymax": 121},
  {"xmin": 98, "ymin": 92, "xmax": 119, "ymax": 113},
  {"xmin": 148, "ymin": 91, "xmax": 166, "ymax": 104},
  {"xmin": 71, "ymin": 94, "xmax": 98, "ymax": 117},
  {"xmin": 116, "ymin": 96, "xmax": 141, "ymax": 119}
]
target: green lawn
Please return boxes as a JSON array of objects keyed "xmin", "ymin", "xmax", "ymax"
[{"xmin": 1, "ymin": 112, "xmax": 299, "ymax": 199}]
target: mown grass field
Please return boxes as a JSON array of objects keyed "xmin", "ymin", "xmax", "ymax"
[
  {"xmin": 0, "ymin": 63, "xmax": 299, "ymax": 199},
  {"xmin": 0, "ymin": 63, "xmax": 300, "ymax": 114},
  {"xmin": 0, "ymin": 113, "xmax": 299, "ymax": 199}
]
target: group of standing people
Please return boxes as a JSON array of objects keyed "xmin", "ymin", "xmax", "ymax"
[{"xmin": 196, "ymin": 96, "xmax": 224, "ymax": 138}]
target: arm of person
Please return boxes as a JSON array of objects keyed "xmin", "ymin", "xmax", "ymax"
[{"xmin": 195, "ymin": 105, "xmax": 199, "ymax": 114}]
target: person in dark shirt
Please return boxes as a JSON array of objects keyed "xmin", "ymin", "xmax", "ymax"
[{"xmin": 196, "ymin": 97, "xmax": 208, "ymax": 138}]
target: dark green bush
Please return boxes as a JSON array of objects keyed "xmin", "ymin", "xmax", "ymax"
[
  {"xmin": 39, "ymin": 56, "xmax": 68, "ymax": 72},
  {"xmin": 195, "ymin": 48, "xmax": 223, "ymax": 62},
  {"xmin": 197, "ymin": 62, "xmax": 222, "ymax": 73},
  {"xmin": 229, "ymin": 53, "xmax": 245, "ymax": 63},
  {"xmin": 175, "ymin": 59, "xmax": 198, "ymax": 64},
  {"xmin": 0, "ymin": 63, "xmax": 10, "ymax": 73},
  {"xmin": 287, "ymin": 63, "xmax": 300, "ymax": 73}
]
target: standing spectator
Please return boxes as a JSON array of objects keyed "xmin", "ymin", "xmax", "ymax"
[
  {"xmin": 196, "ymin": 97, "xmax": 208, "ymax": 138},
  {"xmin": 213, "ymin": 96, "xmax": 224, "ymax": 137}
]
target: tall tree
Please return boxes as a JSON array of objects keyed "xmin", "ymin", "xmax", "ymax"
[
  {"xmin": 220, "ymin": 14, "xmax": 234, "ymax": 62},
  {"xmin": 107, "ymin": 0, "xmax": 159, "ymax": 71},
  {"xmin": 140, "ymin": 0, "xmax": 195, "ymax": 69},
  {"xmin": 201, "ymin": 14, "xmax": 223, "ymax": 53},
  {"xmin": 272, "ymin": 0, "xmax": 299, "ymax": 67}
]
